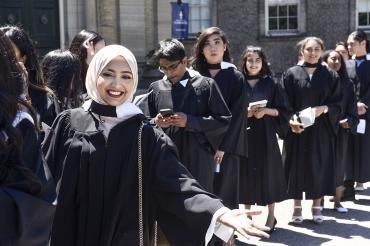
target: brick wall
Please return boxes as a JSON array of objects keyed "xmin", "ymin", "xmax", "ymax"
[{"xmin": 217, "ymin": 0, "xmax": 353, "ymax": 76}]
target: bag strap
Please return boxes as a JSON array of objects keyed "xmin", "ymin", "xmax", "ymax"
[
  {"xmin": 138, "ymin": 123, "xmax": 144, "ymax": 246},
  {"xmin": 138, "ymin": 123, "xmax": 158, "ymax": 246}
]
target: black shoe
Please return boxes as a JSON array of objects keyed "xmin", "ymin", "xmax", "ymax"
[{"xmin": 267, "ymin": 218, "xmax": 277, "ymax": 234}]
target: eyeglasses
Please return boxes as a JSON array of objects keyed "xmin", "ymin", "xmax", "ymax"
[{"xmin": 159, "ymin": 60, "xmax": 182, "ymax": 73}]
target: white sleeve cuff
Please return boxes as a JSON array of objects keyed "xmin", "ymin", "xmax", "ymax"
[{"xmin": 204, "ymin": 207, "xmax": 234, "ymax": 245}]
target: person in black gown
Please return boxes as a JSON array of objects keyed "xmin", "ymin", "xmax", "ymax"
[
  {"xmin": 322, "ymin": 49, "xmax": 358, "ymax": 212},
  {"xmin": 69, "ymin": 29, "xmax": 105, "ymax": 96},
  {"xmin": 0, "ymin": 25, "xmax": 57, "ymax": 128},
  {"xmin": 190, "ymin": 27, "xmax": 248, "ymax": 209},
  {"xmin": 147, "ymin": 38, "xmax": 231, "ymax": 193},
  {"xmin": 42, "ymin": 50, "xmax": 82, "ymax": 113},
  {"xmin": 0, "ymin": 30, "xmax": 53, "ymax": 245},
  {"xmin": 42, "ymin": 44, "xmax": 270, "ymax": 245},
  {"xmin": 239, "ymin": 46, "xmax": 289, "ymax": 232},
  {"xmin": 335, "ymin": 42, "xmax": 350, "ymax": 62},
  {"xmin": 345, "ymin": 30, "xmax": 370, "ymax": 192},
  {"xmin": 282, "ymin": 37, "xmax": 342, "ymax": 224}
]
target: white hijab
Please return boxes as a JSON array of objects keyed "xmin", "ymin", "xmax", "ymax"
[
  {"xmin": 84, "ymin": 45, "xmax": 142, "ymax": 120},
  {"xmin": 86, "ymin": 44, "xmax": 139, "ymax": 103}
]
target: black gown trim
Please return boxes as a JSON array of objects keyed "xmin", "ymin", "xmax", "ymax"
[
  {"xmin": 206, "ymin": 63, "xmax": 221, "ymax": 69},
  {"xmin": 301, "ymin": 62, "xmax": 319, "ymax": 68},
  {"xmin": 90, "ymin": 101, "xmax": 117, "ymax": 117},
  {"xmin": 355, "ymin": 55, "xmax": 366, "ymax": 60}
]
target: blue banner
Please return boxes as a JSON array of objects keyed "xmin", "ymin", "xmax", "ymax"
[{"xmin": 171, "ymin": 2, "xmax": 189, "ymax": 40}]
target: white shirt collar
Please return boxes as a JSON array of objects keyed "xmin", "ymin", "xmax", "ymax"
[
  {"xmin": 179, "ymin": 78, "xmax": 188, "ymax": 87},
  {"xmin": 83, "ymin": 99, "xmax": 142, "ymax": 118},
  {"xmin": 220, "ymin": 61, "xmax": 237, "ymax": 69}
]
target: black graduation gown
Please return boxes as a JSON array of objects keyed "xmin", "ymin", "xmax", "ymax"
[
  {"xmin": 0, "ymin": 140, "xmax": 53, "ymax": 245},
  {"xmin": 240, "ymin": 76, "xmax": 288, "ymax": 205},
  {"xmin": 335, "ymin": 75, "xmax": 358, "ymax": 186},
  {"xmin": 147, "ymin": 73, "xmax": 231, "ymax": 192},
  {"xmin": 346, "ymin": 59, "xmax": 370, "ymax": 182},
  {"xmin": 16, "ymin": 119, "xmax": 45, "ymax": 179},
  {"xmin": 202, "ymin": 67, "xmax": 248, "ymax": 209},
  {"xmin": 282, "ymin": 64, "xmax": 342, "ymax": 199},
  {"xmin": 42, "ymin": 108, "xmax": 224, "ymax": 246}
]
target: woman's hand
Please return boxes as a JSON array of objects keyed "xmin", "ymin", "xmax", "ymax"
[
  {"xmin": 214, "ymin": 150, "xmax": 225, "ymax": 164},
  {"xmin": 357, "ymin": 102, "xmax": 368, "ymax": 115},
  {"xmin": 314, "ymin": 105, "xmax": 328, "ymax": 118},
  {"xmin": 154, "ymin": 113, "xmax": 172, "ymax": 128},
  {"xmin": 217, "ymin": 209, "xmax": 270, "ymax": 240},
  {"xmin": 253, "ymin": 108, "xmax": 266, "ymax": 119},
  {"xmin": 289, "ymin": 115, "xmax": 304, "ymax": 134},
  {"xmin": 340, "ymin": 121, "xmax": 350, "ymax": 129},
  {"xmin": 171, "ymin": 112, "xmax": 187, "ymax": 128},
  {"xmin": 247, "ymin": 106, "xmax": 257, "ymax": 118}
]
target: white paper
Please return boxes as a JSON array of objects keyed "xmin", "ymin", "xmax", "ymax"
[
  {"xmin": 214, "ymin": 163, "xmax": 220, "ymax": 173},
  {"xmin": 357, "ymin": 119, "xmax": 366, "ymax": 134},
  {"xmin": 298, "ymin": 107, "xmax": 315, "ymax": 128},
  {"xmin": 132, "ymin": 90, "xmax": 152, "ymax": 105},
  {"xmin": 248, "ymin": 99, "xmax": 268, "ymax": 110}
]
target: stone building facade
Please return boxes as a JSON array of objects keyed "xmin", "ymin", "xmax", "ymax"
[
  {"xmin": 218, "ymin": 0, "xmax": 359, "ymax": 76},
  {"xmin": 1, "ymin": 0, "xmax": 369, "ymax": 82}
]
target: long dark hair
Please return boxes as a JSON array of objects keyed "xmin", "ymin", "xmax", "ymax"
[
  {"xmin": 0, "ymin": 25, "xmax": 51, "ymax": 94},
  {"xmin": 321, "ymin": 50, "xmax": 349, "ymax": 79},
  {"xmin": 0, "ymin": 30, "xmax": 24, "ymax": 152},
  {"xmin": 69, "ymin": 30, "xmax": 104, "ymax": 92},
  {"xmin": 42, "ymin": 50, "xmax": 82, "ymax": 110},
  {"xmin": 349, "ymin": 30, "xmax": 370, "ymax": 53},
  {"xmin": 190, "ymin": 27, "xmax": 231, "ymax": 74},
  {"xmin": 239, "ymin": 46, "xmax": 272, "ymax": 77}
]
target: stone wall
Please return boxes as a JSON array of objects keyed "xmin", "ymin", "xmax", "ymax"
[{"xmin": 217, "ymin": 0, "xmax": 354, "ymax": 76}]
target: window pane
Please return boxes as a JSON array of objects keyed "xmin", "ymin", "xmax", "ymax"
[
  {"xmin": 269, "ymin": 6, "xmax": 277, "ymax": 17},
  {"xmin": 269, "ymin": 18, "xmax": 278, "ymax": 30},
  {"xmin": 201, "ymin": 20, "xmax": 210, "ymax": 30},
  {"xmin": 279, "ymin": 17, "xmax": 288, "ymax": 29},
  {"xmin": 288, "ymin": 17, "xmax": 298, "ymax": 29},
  {"xmin": 288, "ymin": 4, "xmax": 297, "ymax": 16},
  {"xmin": 190, "ymin": 20, "xmax": 200, "ymax": 33},
  {"xmin": 358, "ymin": 0, "xmax": 368, "ymax": 10},
  {"xmin": 279, "ymin": 5, "xmax": 288, "ymax": 17},
  {"xmin": 191, "ymin": 7, "xmax": 200, "ymax": 19},
  {"xmin": 359, "ymin": 12, "xmax": 368, "ymax": 26},
  {"xmin": 189, "ymin": 0, "xmax": 200, "ymax": 5},
  {"xmin": 201, "ymin": 6, "xmax": 210, "ymax": 20},
  {"xmin": 200, "ymin": 0, "xmax": 210, "ymax": 6}
]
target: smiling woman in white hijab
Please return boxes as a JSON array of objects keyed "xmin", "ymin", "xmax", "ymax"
[{"xmin": 42, "ymin": 44, "xmax": 269, "ymax": 246}]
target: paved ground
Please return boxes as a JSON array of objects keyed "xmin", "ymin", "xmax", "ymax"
[{"xmin": 236, "ymin": 182, "xmax": 370, "ymax": 246}]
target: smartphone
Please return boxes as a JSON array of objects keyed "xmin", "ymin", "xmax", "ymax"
[{"xmin": 159, "ymin": 108, "xmax": 174, "ymax": 118}]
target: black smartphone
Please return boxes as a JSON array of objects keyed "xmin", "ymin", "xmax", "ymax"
[{"xmin": 160, "ymin": 108, "xmax": 174, "ymax": 118}]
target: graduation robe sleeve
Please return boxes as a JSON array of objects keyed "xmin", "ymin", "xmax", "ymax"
[
  {"xmin": 218, "ymin": 71, "xmax": 249, "ymax": 156},
  {"xmin": 141, "ymin": 125, "xmax": 226, "ymax": 245},
  {"xmin": 341, "ymin": 77, "xmax": 359, "ymax": 134},
  {"xmin": 325, "ymin": 71, "xmax": 343, "ymax": 136},
  {"xmin": 0, "ymin": 149, "xmax": 54, "ymax": 245},
  {"xmin": 185, "ymin": 78, "xmax": 231, "ymax": 152},
  {"xmin": 270, "ymin": 78, "xmax": 291, "ymax": 139}
]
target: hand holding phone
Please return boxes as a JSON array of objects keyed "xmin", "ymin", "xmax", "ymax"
[{"xmin": 160, "ymin": 108, "xmax": 174, "ymax": 118}]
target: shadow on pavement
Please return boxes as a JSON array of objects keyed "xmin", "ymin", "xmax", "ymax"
[
  {"xmin": 323, "ymin": 206, "xmax": 370, "ymax": 222},
  {"xmin": 305, "ymin": 218, "xmax": 370, "ymax": 239},
  {"xmin": 236, "ymin": 227, "xmax": 330, "ymax": 245}
]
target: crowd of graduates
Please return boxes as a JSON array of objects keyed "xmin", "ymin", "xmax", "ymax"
[{"xmin": 0, "ymin": 23, "xmax": 369, "ymax": 245}]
